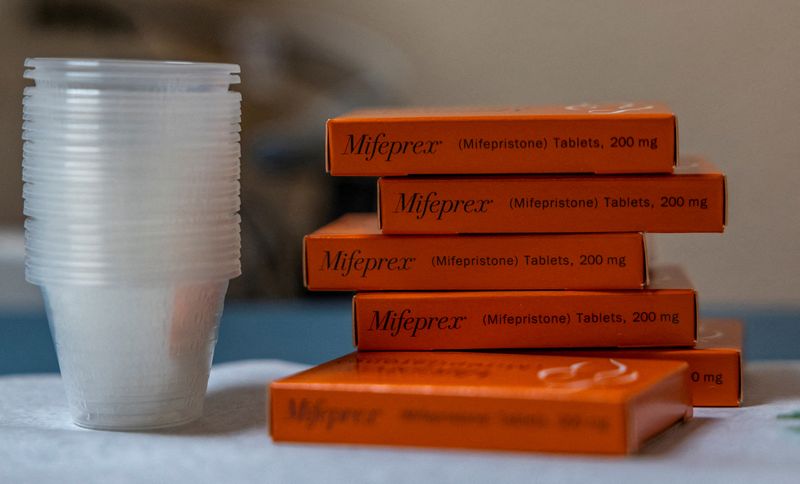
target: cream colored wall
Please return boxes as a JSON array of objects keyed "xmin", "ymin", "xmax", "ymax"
[{"xmin": 276, "ymin": 0, "xmax": 799, "ymax": 306}]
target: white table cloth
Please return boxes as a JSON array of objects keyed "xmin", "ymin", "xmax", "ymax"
[{"xmin": 2, "ymin": 360, "xmax": 799, "ymax": 484}]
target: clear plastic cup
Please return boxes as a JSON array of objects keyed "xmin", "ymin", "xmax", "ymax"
[
  {"xmin": 23, "ymin": 125, "xmax": 241, "ymax": 138},
  {"xmin": 22, "ymin": 122, "xmax": 242, "ymax": 136},
  {"xmin": 23, "ymin": 180, "xmax": 240, "ymax": 196},
  {"xmin": 25, "ymin": 71, "xmax": 239, "ymax": 85},
  {"xmin": 22, "ymin": 168, "xmax": 241, "ymax": 185},
  {"xmin": 22, "ymin": 152, "xmax": 241, "ymax": 167},
  {"xmin": 23, "ymin": 85, "xmax": 242, "ymax": 100},
  {"xmin": 24, "ymin": 127, "xmax": 241, "ymax": 138},
  {"xmin": 24, "ymin": 225, "xmax": 240, "ymax": 242},
  {"xmin": 26, "ymin": 245, "xmax": 241, "ymax": 266},
  {"xmin": 23, "ymin": 102, "xmax": 241, "ymax": 116},
  {"xmin": 21, "ymin": 161, "xmax": 241, "ymax": 179},
  {"xmin": 23, "ymin": 163, "xmax": 240, "ymax": 178},
  {"xmin": 28, "ymin": 250, "xmax": 240, "ymax": 265},
  {"xmin": 24, "ymin": 212, "xmax": 240, "ymax": 230},
  {"xmin": 23, "ymin": 97, "xmax": 241, "ymax": 107},
  {"xmin": 24, "ymin": 230, "xmax": 241, "ymax": 247},
  {"xmin": 23, "ymin": 184, "xmax": 240, "ymax": 198},
  {"xmin": 23, "ymin": 114, "xmax": 241, "ymax": 128},
  {"xmin": 27, "ymin": 245, "xmax": 241, "ymax": 280},
  {"xmin": 22, "ymin": 131, "xmax": 241, "ymax": 145},
  {"xmin": 30, "ymin": 259, "xmax": 240, "ymax": 282},
  {"xmin": 25, "ymin": 238, "xmax": 242, "ymax": 259},
  {"xmin": 26, "ymin": 257, "xmax": 241, "ymax": 278},
  {"xmin": 40, "ymin": 280, "xmax": 227, "ymax": 429},
  {"xmin": 22, "ymin": 133, "xmax": 241, "ymax": 146},
  {"xmin": 25, "ymin": 215, "xmax": 241, "ymax": 232},
  {"xmin": 25, "ymin": 57, "xmax": 239, "ymax": 74},
  {"xmin": 23, "ymin": 198, "xmax": 240, "ymax": 217},
  {"xmin": 28, "ymin": 239, "xmax": 240, "ymax": 259},
  {"xmin": 21, "ymin": 148, "xmax": 241, "ymax": 162},
  {"xmin": 25, "ymin": 221, "xmax": 240, "ymax": 243},
  {"xmin": 27, "ymin": 73, "xmax": 239, "ymax": 90},
  {"xmin": 25, "ymin": 223, "xmax": 241, "ymax": 240},
  {"xmin": 26, "ymin": 247, "xmax": 241, "ymax": 270},
  {"xmin": 27, "ymin": 270, "xmax": 241, "ymax": 290},
  {"xmin": 23, "ymin": 204, "xmax": 239, "ymax": 218},
  {"xmin": 21, "ymin": 106, "xmax": 241, "ymax": 121},
  {"xmin": 25, "ymin": 231, "xmax": 240, "ymax": 249},
  {"xmin": 23, "ymin": 204, "xmax": 241, "ymax": 222},
  {"xmin": 25, "ymin": 234, "xmax": 241, "ymax": 250},
  {"xmin": 22, "ymin": 101, "xmax": 242, "ymax": 115},
  {"xmin": 26, "ymin": 239, "xmax": 241, "ymax": 258},
  {"xmin": 22, "ymin": 97, "xmax": 242, "ymax": 110},
  {"xmin": 22, "ymin": 140, "xmax": 240, "ymax": 151},
  {"xmin": 30, "ymin": 249, "xmax": 241, "ymax": 266},
  {"xmin": 22, "ymin": 199, "xmax": 240, "ymax": 218},
  {"xmin": 28, "ymin": 254, "xmax": 241, "ymax": 279},
  {"xmin": 26, "ymin": 247, "xmax": 242, "ymax": 263},
  {"xmin": 23, "ymin": 58, "xmax": 242, "ymax": 430},
  {"xmin": 22, "ymin": 160, "xmax": 240, "ymax": 177},
  {"xmin": 26, "ymin": 226, "xmax": 241, "ymax": 277},
  {"xmin": 30, "ymin": 247, "xmax": 241, "ymax": 267},
  {"xmin": 23, "ymin": 178, "xmax": 239, "ymax": 196},
  {"xmin": 23, "ymin": 175, "xmax": 240, "ymax": 190},
  {"xmin": 25, "ymin": 58, "xmax": 239, "ymax": 92},
  {"xmin": 23, "ymin": 138, "xmax": 240, "ymax": 151},
  {"xmin": 22, "ymin": 163, "xmax": 240, "ymax": 178},
  {"xmin": 23, "ymin": 174, "xmax": 239, "ymax": 189},
  {"xmin": 28, "ymin": 269, "xmax": 241, "ymax": 287},
  {"xmin": 22, "ymin": 143, "xmax": 241, "ymax": 158},
  {"xmin": 23, "ymin": 192, "xmax": 240, "ymax": 211},
  {"xmin": 22, "ymin": 106, "xmax": 242, "ymax": 121},
  {"xmin": 25, "ymin": 220, "xmax": 239, "ymax": 236},
  {"xmin": 23, "ymin": 151, "xmax": 239, "ymax": 168},
  {"xmin": 24, "ymin": 227, "xmax": 241, "ymax": 249}
]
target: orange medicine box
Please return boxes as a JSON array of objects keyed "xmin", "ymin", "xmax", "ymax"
[
  {"xmin": 304, "ymin": 213, "xmax": 647, "ymax": 291},
  {"xmin": 537, "ymin": 319, "xmax": 743, "ymax": 407},
  {"xmin": 378, "ymin": 156, "xmax": 725, "ymax": 234},
  {"xmin": 270, "ymin": 352, "xmax": 692, "ymax": 455},
  {"xmin": 326, "ymin": 102, "xmax": 677, "ymax": 176},
  {"xmin": 353, "ymin": 266, "xmax": 696, "ymax": 351}
]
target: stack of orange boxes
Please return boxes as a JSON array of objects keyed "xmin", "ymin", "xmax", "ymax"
[{"xmin": 271, "ymin": 103, "xmax": 740, "ymax": 454}]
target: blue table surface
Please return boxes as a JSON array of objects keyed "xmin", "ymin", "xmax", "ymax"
[{"xmin": 1, "ymin": 297, "xmax": 798, "ymax": 375}]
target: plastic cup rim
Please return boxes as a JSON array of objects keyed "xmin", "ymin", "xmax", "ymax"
[{"xmin": 26, "ymin": 268, "xmax": 241, "ymax": 286}]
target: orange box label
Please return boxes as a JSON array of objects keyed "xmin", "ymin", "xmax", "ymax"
[
  {"xmin": 353, "ymin": 266, "xmax": 696, "ymax": 350},
  {"xmin": 378, "ymin": 157, "xmax": 725, "ymax": 234},
  {"xmin": 326, "ymin": 103, "xmax": 677, "ymax": 176},
  {"xmin": 304, "ymin": 213, "xmax": 647, "ymax": 291},
  {"xmin": 535, "ymin": 319, "xmax": 743, "ymax": 407},
  {"xmin": 270, "ymin": 352, "xmax": 692, "ymax": 454}
]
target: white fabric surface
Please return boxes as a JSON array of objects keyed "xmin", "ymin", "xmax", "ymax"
[{"xmin": 1, "ymin": 360, "xmax": 799, "ymax": 484}]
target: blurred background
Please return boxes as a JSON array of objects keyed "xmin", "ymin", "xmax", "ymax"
[{"xmin": 1, "ymin": 0, "xmax": 798, "ymax": 372}]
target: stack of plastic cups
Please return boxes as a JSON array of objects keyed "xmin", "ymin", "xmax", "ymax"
[{"xmin": 21, "ymin": 58, "xmax": 242, "ymax": 430}]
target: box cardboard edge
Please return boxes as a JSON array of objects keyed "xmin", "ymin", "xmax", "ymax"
[
  {"xmin": 302, "ymin": 234, "xmax": 311, "ymax": 289},
  {"xmin": 640, "ymin": 233, "xmax": 649, "ymax": 287},
  {"xmin": 736, "ymin": 349, "xmax": 743, "ymax": 406},
  {"xmin": 672, "ymin": 115, "xmax": 679, "ymax": 167},
  {"xmin": 624, "ymin": 360, "xmax": 692, "ymax": 453},
  {"xmin": 352, "ymin": 294, "xmax": 360, "ymax": 348},
  {"xmin": 268, "ymin": 383, "xmax": 277, "ymax": 438},
  {"xmin": 325, "ymin": 119, "xmax": 333, "ymax": 174},
  {"xmin": 377, "ymin": 179, "xmax": 385, "ymax": 230},
  {"xmin": 736, "ymin": 322, "xmax": 744, "ymax": 405},
  {"xmin": 691, "ymin": 291, "xmax": 699, "ymax": 344},
  {"xmin": 722, "ymin": 173, "xmax": 728, "ymax": 228}
]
